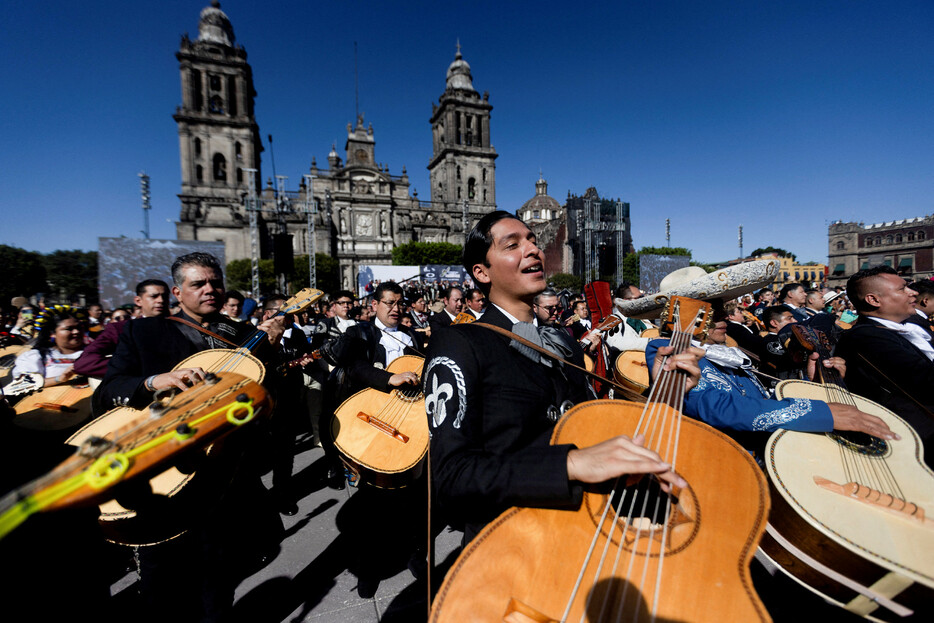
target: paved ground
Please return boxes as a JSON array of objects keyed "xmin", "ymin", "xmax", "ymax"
[{"xmin": 109, "ymin": 432, "xmax": 463, "ymax": 622}]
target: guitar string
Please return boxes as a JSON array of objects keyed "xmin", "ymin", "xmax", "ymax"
[
  {"xmin": 816, "ymin": 351, "xmax": 906, "ymax": 502},
  {"xmin": 566, "ymin": 305, "xmax": 697, "ymax": 622},
  {"xmin": 621, "ymin": 305, "xmax": 692, "ymax": 622},
  {"xmin": 0, "ymin": 380, "xmax": 225, "ymax": 521}
]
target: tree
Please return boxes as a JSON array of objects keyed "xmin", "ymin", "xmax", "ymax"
[
  {"xmin": 548, "ymin": 272, "xmax": 582, "ymax": 292},
  {"xmin": 0, "ymin": 245, "xmax": 47, "ymax": 306},
  {"xmin": 750, "ymin": 246, "xmax": 796, "ymax": 261},
  {"xmin": 227, "ymin": 252, "xmax": 340, "ymax": 298},
  {"xmin": 226, "ymin": 258, "xmax": 276, "ymax": 295},
  {"xmin": 391, "ymin": 241, "xmax": 462, "ymax": 266},
  {"xmin": 292, "ymin": 254, "xmax": 339, "ymax": 295},
  {"xmin": 43, "ymin": 250, "xmax": 98, "ymax": 303}
]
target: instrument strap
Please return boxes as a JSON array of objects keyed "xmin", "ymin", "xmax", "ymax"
[
  {"xmin": 763, "ymin": 524, "xmax": 913, "ymax": 617},
  {"xmin": 168, "ymin": 316, "xmax": 239, "ymax": 348},
  {"xmin": 473, "ymin": 323, "xmax": 646, "ymax": 403},
  {"xmin": 854, "ymin": 351, "xmax": 934, "ymax": 421}
]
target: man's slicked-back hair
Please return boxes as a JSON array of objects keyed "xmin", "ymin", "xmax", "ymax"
[
  {"xmin": 171, "ymin": 252, "xmax": 223, "ymax": 287},
  {"xmin": 761, "ymin": 305, "xmax": 789, "ymax": 330},
  {"xmin": 534, "ymin": 288, "xmax": 558, "ymax": 306},
  {"xmin": 778, "ymin": 282, "xmax": 804, "ymax": 302},
  {"xmin": 136, "ymin": 279, "xmax": 170, "ymax": 296},
  {"xmin": 462, "ymin": 210, "xmax": 524, "ymax": 295},
  {"xmin": 441, "ymin": 285, "xmax": 463, "ymax": 300},
  {"xmin": 847, "ymin": 265, "xmax": 898, "ymax": 313},
  {"xmin": 909, "ymin": 279, "xmax": 934, "ymax": 298},
  {"xmin": 374, "ymin": 281, "xmax": 403, "ymax": 301}
]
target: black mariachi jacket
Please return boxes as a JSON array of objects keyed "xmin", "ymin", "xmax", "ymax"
[{"xmin": 423, "ymin": 305, "xmax": 590, "ymax": 543}]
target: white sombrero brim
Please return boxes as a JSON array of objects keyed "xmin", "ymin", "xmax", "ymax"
[{"xmin": 616, "ymin": 259, "xmax": 780, "ymax": 320}]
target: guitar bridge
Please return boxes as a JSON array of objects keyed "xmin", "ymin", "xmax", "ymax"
[
  {"xmin": 356, "ymin": 412, "xmax": 409, "ymax": 443},
  {"xmin": 814, "ymin": 476, "xmax": 930, "ymax": 524},
  {"xmin": 35, "ymin": 403, "xmax": 78, "ymax": 413}
]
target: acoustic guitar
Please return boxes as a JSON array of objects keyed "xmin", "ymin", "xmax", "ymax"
[
  {"xmin": 68, "ymin": 287, "xmax": 323, "ymax": 544},
  {"xmin": 0, "ymin": 372, "xmax": 270, "ymax": 543},
  {"xmin": 332, "ymin": 355, "xmax": 427, "ymax": 488},
  {"xmin": 613, "ymin": 350, "xmax": 650, "ymax": 395},
  {"xmin": 761, "ymin": 324, "xmax": 934, "ymax": 621},
  {"xmin": 14, "ymin": 378, "xmax": 95, "ymax": 432},
  {"xmin": 430, "ymin": 297, "xmax": 771, "ymax": 622}
]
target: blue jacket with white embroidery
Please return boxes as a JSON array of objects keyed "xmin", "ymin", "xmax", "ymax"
[{"xmin": 646, "ymin": 340, "xmax": 833, "ymax": 433}]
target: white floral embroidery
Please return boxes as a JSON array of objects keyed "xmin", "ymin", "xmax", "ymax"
[
  {"xmin": 691, "ymin": 365, "xmax": 733, "ymax": 393},
  {"xmin": 752, "ymin": 398, "xmax": 813, "ymax": 431},
  {"xmin": 425, "ymin": 356, "xmax": 467, "ymax": 429}
]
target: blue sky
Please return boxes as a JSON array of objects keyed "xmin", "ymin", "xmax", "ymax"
[{"xmin": 1, "ymin": 1, "xmax": 932, "ymax": 264}]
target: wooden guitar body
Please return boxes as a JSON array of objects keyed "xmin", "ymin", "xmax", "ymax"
[
  {"xmin": 763, "ymin": 379, "xmax": 934, "ymax": 621},
  {"xmin": 640, "ymin": 327, "xmax": 660, "ymax": 338},
  {"xmin": 1, "ymin": 373, "xmax": 270, "ymax": 543},
  {"xmin": 431, "ymin": 400, "xmax": 771, "ymax": 623},
  {"xmin": 175, "ymin": 348, "xmax": 265, "ymax": 383},
  {"xmin": 13, "ymin": 380, "xmax": 94, "ymax": 432},
  {"xmin": 332, "ymin": 355, "xmax": 428, "ymax": 488},
  {"xmin": 61, "ymin": 349, "xmax": 266, "ymax": 544},
  {"xmin": 613, "ymin": 350, "xmax": 649, "ymax": 395}
]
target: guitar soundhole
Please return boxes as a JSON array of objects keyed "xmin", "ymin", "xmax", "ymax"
[
  {"xmin": 827, "ymin": 431, "xmax": 888, "ymax": 457},
  {"xmin": 395, "ymin": 386, "xmax": 422, "ymax": 401},
  {"xmin": 586, "ymin": 476, "xmax": 699, "ymax": 556}
]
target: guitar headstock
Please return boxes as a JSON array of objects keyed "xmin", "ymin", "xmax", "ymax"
[
  {"xmin": 790, "ymin": 323, "xmax": 834, "ymax": 358},
  {"xmin": 453, "ymin": 312, "xmax": 477, "ymax": 325},
  {"xmin": 4, "ymin": 373, "xmax": 44, "ymax": 397},
  {"xmin": 661, "ymin": 297, "xmax": 712, "ymax": 340},
  {"xmin": 281, "ymin": 288, "xmax": 325, "ymax": 315}
]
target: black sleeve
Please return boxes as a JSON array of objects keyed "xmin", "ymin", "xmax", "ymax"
[
  {"xmin": 94, "ymin": 320, "xmax": 152, "ymax": 413},
  {"xmin": 425, "ymin": 328, "xmax": 581, "ymax": 531}
]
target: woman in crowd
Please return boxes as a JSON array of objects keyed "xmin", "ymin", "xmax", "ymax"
[{"xmin": 11, "ymin": 305, "xmax": 87, "ymax": 386}]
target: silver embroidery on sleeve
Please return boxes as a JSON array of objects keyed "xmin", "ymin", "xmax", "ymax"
[
  {"xmin": 752, "ymin": 398, "xmax": 813, "ymax": 431},
  {"xmin": 425, "ymin": 356, "xmax": 467, "ymax": 429},
  {"xmin": 691, "ymin": 366, "xmax": 733, "ymax": 394}
]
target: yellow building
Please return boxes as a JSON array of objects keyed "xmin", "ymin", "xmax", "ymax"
[{"xmin": 755, "ymin": 254, "xmax": 827, "ymax": 291}]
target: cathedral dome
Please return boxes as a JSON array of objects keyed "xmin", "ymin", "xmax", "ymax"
[
  {"xmin": 198, "ymin": 1, "xmax": 235, "ymax": 46},
  {"xmin": 519, "ymin": 174, "xmax": 561, "ymax": 221},
  {"xmin": 446, "ymin": 44, "xmax": 475, "ymax": 92}
]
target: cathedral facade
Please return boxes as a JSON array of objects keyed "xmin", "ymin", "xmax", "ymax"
[{"xmin": 174, "ymin": 2, "xmax": 497, "ymax": 291}]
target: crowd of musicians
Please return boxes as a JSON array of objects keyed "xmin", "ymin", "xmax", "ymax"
[{"xmin": 1, "ymin": 210, "xmax": 932, "ymax": 621}]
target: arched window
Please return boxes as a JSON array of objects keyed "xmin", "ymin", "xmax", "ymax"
[
  {"xmin": 483, "ymin": 189, "xmax": 487, "ymax": 202},
  {"xmin": 482, "ymin": 168, "xmax": 487, "ymax": 182},
  {"xmin": 468, "ymin": 177, "xmax": 476, "ymax": 200},
  {"xmin": 908, "ymin": 232, "xmax": 916, "ymax": 241},
  {"xmin": 533, "ymin": 210, "xmax": 540, "ymax": 219},
  {"xmin": 836, "ymin": 241, "xmax": 845, "ymax": 250},
  {"xmin": 885, "ymin": 235, "xmax": 893, "ymax": 245},
  {"xmin": 875, "ymin": 236, "xmax": 882, "ymax": 245},
  {"xmin": 895, "ymin": 234, "xmax": 903, "ymax": 243},
  {"xmin": 213, "ymin": 153, "xmax": 227, "ymax": 181},
  {"xmin": 209, "ymin": 95, "xmax": 224, "ymax": 114},
  {"xmin": 235, "ymin": 142, "xmax": 242, "ymax": 161},
  {"xmin": 196, "ymin": 165, "xmax": 203, "ymax": 182},
  {"xmin": 866, "ymin": 238, "xmax": 873, "ymax": 247},
  {"xmin": 456, "ymin": 166, "xmax": 461, "ymax": 180},
  {"xmin": 919, "ymin": 231, "xmax": 927, "ymax": 241},
  {"xmin": 236, "ymin": 167, "xmax": 242, "ymax": 183},
  {"xmin": 194, "ymin": 137, "xmax": 202, "ymax": 158}
]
